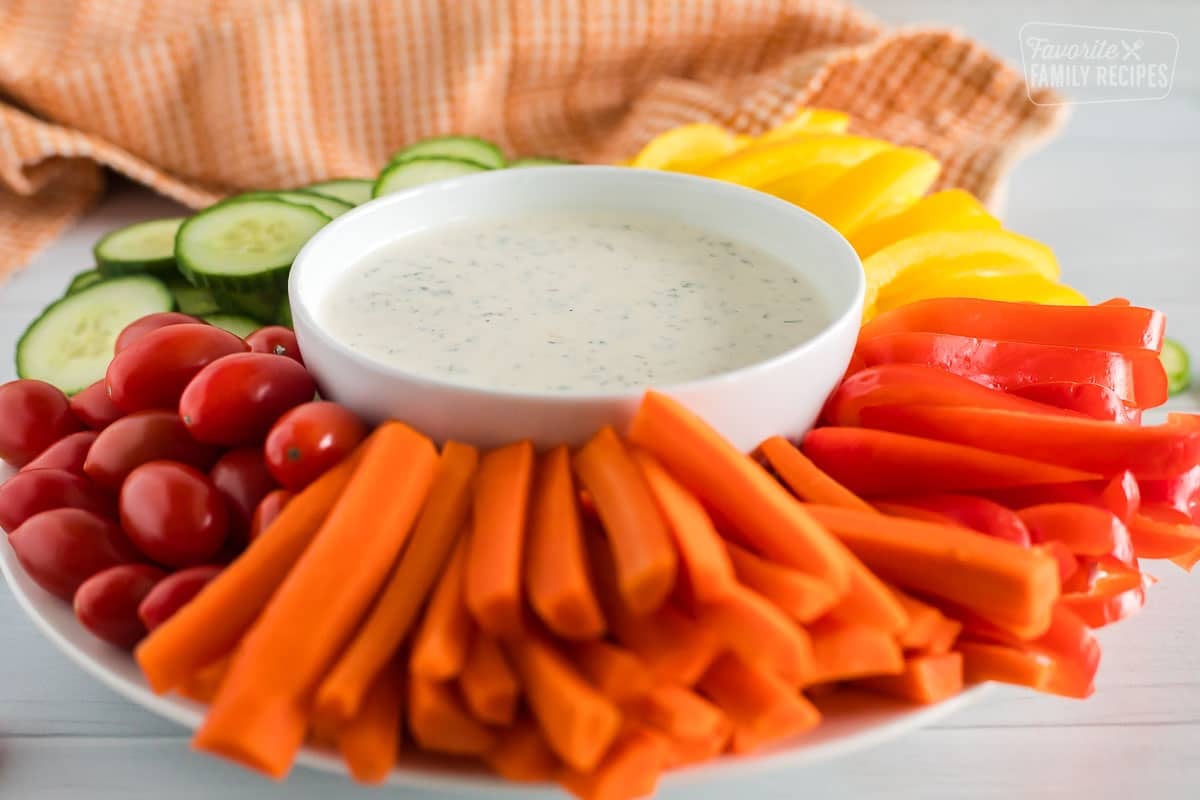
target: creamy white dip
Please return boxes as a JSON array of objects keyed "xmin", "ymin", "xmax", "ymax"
[{"xmin": 319, "ymin": 211, "xmax": 826, "ymax": 393}]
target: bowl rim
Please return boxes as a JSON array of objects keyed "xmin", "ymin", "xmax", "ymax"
[{"xmin": 289, "ymin": 165, "xmax": 866, "ymax": 403}]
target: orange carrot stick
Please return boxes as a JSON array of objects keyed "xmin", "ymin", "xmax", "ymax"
[
  {"xmin": 695, "ymin": 583, "xmax": 814, "ymax": 685},
  {"xmin": 634, "ymin": 685, "xmax": 729, "ymax": 744},
  {"xmin": 807, "ymin": 619, "xmax": 904, "ymax": 683},
  {"xmin": 459, "ymin": 632, "xmax": 520, "ymax": 727},
  {"xmin": 858, "ymin": 652, "xmax": 964, "ymax": 704},
  {"xmin": 725, "ymin": 541, "xmax": 839, "ymax": 623},
  {"xmin": 628, "ymin": 391, "xmax": 852, "ymax": 592},
  {"xmin": 485, "ymin": 716, "xmax": 560, "ymax": 783},
  {"xmin": 525, "ymin": 445, "xmax": 605, "ymax": 640},
  {"xmin": 408, "ymin": 677, "xmax": 496, "ymax": 756},
  {"xmin": 136, "ymin": 449, "xmax": 364, "ymax": 693},
  {"xmin": 698, "ymin": 653, "xmax": 821, "ymax": 754},
  {"xmin": 568, "ymin": 640, "xmax": 654, "ymax": 705},
  {"xmin": 958, "ymin": 642, "xmax": 1053, "ymax": 690},
  {"xmin": 630, "ymin": 448, "xmax": 737, "ymax": 604},
  {"xmin": 661, "ymin": 723, "xmax": 733, "ymax": 767},
  {"xmin": 337, "ymin": 664, "xmax": 405, "ymax": 784},
  {"xmin": 504, "ymin": 633, "xmax": 622, "ymax": 772},
  {"xmin": 410, "ymin": 534, "xmax": 475, "ymax": 681},
  {"xmin": 176, "ymin": 655, "xmax": 230, "ymax": 704},
  {"xmin": 803, "ymin": 504, "xmax": 1060, "ymax": 639},
  {"xmin": 316, "ymin": 441, "xmax": 478, "ymax": 720},
  {"xmin": 887, "ymin": 585, "xmax": 959, "ymax": 652},
  {"xmin": 758, "ymin": 435, "xmax": 876, "ymax": 512},
  {"xmin": 559, "ymin": 727, "xmax": 668, "ymax": 800},
  {"xmin": 193, "ymin": 424, "xmax": 437, "ymax": 777},
  {"xmin": 466, "ymin": 441, "xmax": 535, "ymax": 637},
  {"xmin": 827, "ymin": 557, "xmax": 910, "ymax": 634},
  {"xmin": 923, "ymin": 616, "xmax": 964, "ymax": 655},
  {"xmin": 574, "ymin": 427, "xmax": 678, "ymax": 614}
]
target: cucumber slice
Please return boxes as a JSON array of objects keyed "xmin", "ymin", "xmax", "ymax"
[
  {"xmin": 17, "ymin": 275, "xmax": 174, "ymax": 394},
  {"xmin": 508, "ymin": 156, "xmax": 572, "ymax": 167},
  {"xmin": 94, "ymin": 217, "xmax": 186, "ymax": 278},
  {"xmin": 213, "ymin": 288, "xmax": 282, "ymax": 323},
  {"xmin": 304, "ymin": 179, "xmax": 373, "ymax": 206},
  {"xmin": 373, "ymin": 157, "xmax": 491, "ymax": 198},
  {"xmin": 390, "ymin": 135, "xmax": 505, "ymax": 169},
  {"xmin": 1162, "ymin": 338, "xmax": 1191, "ymax": 395},
  {"xmin": 276, "ymin": 296, "xmax": 293, "ymax": 328},
  {"xmin": 235, "ymin": 191, "xmax": 353, "ymax": 219},
  {"xmin": 175, "ymin": 198, "xmax": 330, "ymax": 292},
  {"xmin": 170, "ymin": 283, "xmax": 221, "ymax": 316},
  {"xmin": 203, "ymin": 313, "xmax": 262, "ymax": 338},
  {"xmin": 66, "ymin": 269, "xmax": 104, "ymax": 295}
]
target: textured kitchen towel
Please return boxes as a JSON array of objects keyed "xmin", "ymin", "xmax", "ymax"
[{"xmin": 0, "ymin": 0, "xmax": 1065, "ymax": 277}]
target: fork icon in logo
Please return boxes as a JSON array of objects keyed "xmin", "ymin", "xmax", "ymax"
[{"xmin": 1122, "ymin": 39, "xmax": 1144, "ymax": 61}]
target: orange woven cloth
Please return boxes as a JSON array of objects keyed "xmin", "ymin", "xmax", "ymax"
[{"xmin": 0, "ymin": 0, "xmax": 1064, "ymax": 278}]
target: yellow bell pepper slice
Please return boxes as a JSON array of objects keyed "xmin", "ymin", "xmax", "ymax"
[
  {"xmin": 701, "ymin": 134, "xmax": 891, "ymax": 188},
  {"xmin": 861, "ymin": 229, "xmax": 1062, "ymax": 320},
  {"xmin": 801, "ymin": 147, "xmax": 942, "ymax": 237},
  {"xmin": 876, "ymin": 272, "xmax": 1088, "ymax": 314},
  {"xmin": 758, "ymin": 109, "xmax": 851, "ymax": 143},
  {"xmin": 849, "ymin": 189, "xmax": 1000, "ymax": 258},
  {"xmin": 761, "ymin": 162, "xmax": 850, "ymax": 208},
  {"xmin": 630, "ymin": 123, "xmax": 741, "ymax": 172}
]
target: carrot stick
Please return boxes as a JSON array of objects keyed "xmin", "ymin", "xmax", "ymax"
[
  {"xmin": 857, "ymin": 652, "xmax": 963, "ymax": 704},
  {"xmin": 137, "ymin": 449, "xmax": 364, "ymax": 693},
  {"xmin": 559, "ymin": 727, "xmax": 668, "ymax": 800},
  {"xmin": 574, "ymin": 427, "xmax": 678, "ymax": 614},
  {"xmin": 176, "ymin": 655, "xmax": 230, "ymax": 704},
  {"xmin": 337, "ymin": 664, "xmax": 404, "ymax": 784},
  {"xmin": 923, "ymin": 616, "xmax": 964, "ymax": 655},
  {"xmin": 525, "ymin": 445, "xmax": 605, "ymax": 640},
  {"xmin": 958, "ymin": 642, "xmax": 1053, "ymax": 690},
  {"xmin": 889, "ymin": 586, "xmax": 952, "ymax": 651},
  {"xmin": 695, "ymin": 583, "xmax": 814, "ymax": 686},
  {"xmin": 410, "ymin": 534, "xmax": 475, "ymax": 681},
  {"xmin": 630, "ymin": 448, "xmax": 737, "ymax": 604},
  {"xmin": 459, "ymin": 632, "xmax": 520, "ymax": 727},
  {"xmin": 826, "ymin": 557, "xmax": 911, "ymax": 634},
  {"xmin": 504, "ymin": 633, "xmax": 622, "ymax": 772},
  {"xmin": 803, "ymin": 504, "xmax": 1060, "ymax": 639},
  {"xmin": 408, "ymin": 677, "xmax": 496, "ymax": 756},
  {"xmin": 194, "ymin": 424, "xmax": 437, "ymax": 777},
  {"xmin": 485, "ymin": 716, "xmax": 559, "ymax": 783},
  {"xmin": 807, "ymin": 619, "xmax": 904, "ymax": 683},
  {"xmin": 725, "ymin": 541, "xmax": 839, "ymax": 623},
  {"xmin": 698, "ymin": 653, "xmax": 821, "ymax": 754},
  {"xmin": 465, "ymin": 441, "xmax": 535, "ymax": 637},
  {"xmin": 758, "ymin": 435, "xmax": 876, "ymax": 512},
  {"xmin": 316, "ymin": 441, "xmax": 478, "ymax": 721},
  {"xmin": 873, "ymin": 501, "xmax": 958, "ymax": 525},
  {"xmin": 568, "ymin": 640, "xmax": 654, "ymax": 705},
  {"xmin": 628, "ymin": 391, "xmax": 852, "ymax": 593},
  {"xmin": 661, "ymin": 724, "xmax": 733, "ymax": 767},
  {"xmin": 634, "ymin": 685, "xmax": 729, "ymax": 744}
]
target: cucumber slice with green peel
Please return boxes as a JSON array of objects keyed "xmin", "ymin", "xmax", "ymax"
[
  {"xmin": 175, "ymin": 198, "xmax": 330, "ymax": 292},
  {"xmin": 169, "ymin": 283, "xmax": 221, "ymax": 316},
  {"xmin": 276, "ymin": 296, "xmax": 293, "ymax": 328},
  {"xmin": 213, "ymin": 287, "xmax": 282, "ymax": 323},
  {"xmin": 1162, "ymin": 338, "xmax": 1191, "ymax": 395},
  {"xmin": 373, "ymin": 157, "xmax": 491, "ymax": 198},
  {"xmin": 303, "ymin": 179, "xmax": 373, "ymax": 206},
  {"xmin": 17, "ymin": 275, "xmax": 174, "ymax": 394},
  {"xmin": 94, "ymin": 218, "xmax": 185, "ymax": 278},
  {"xmin": 66, "ymin": 269, "xmax": 104, "ymax": 295},
  {"xmin": 390, "ymin": 136, "xmax": 505, "ymax": 169},
  {"xmin": 508, "ymin": 156, "xmax": 572, "ymax": 167},
  {"xmin": 235, "ymin": 190, "xmax": 353, "ymax": 219},
  {"xmin": 203, "ymin": 313, "xmax": 262, "ymax": 338}
]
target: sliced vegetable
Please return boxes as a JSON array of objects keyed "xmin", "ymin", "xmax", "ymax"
[
  {"xmin": 408, "ymin": 677, "xmax": 496, "ymax": 756},
  {"xmin": 410, "ymin": 535, "xmax": 476, "ymax": 680},
  {"xmin": 757, "ymin": 435, "xmax": 875, "ymax": 511},
  {"xmin": 303, "ymin": 178, "xmax": 374, "ymax": 206},
  {"xmin": 235, "ymin": 190, "xmax": 353, "ymax": 219},
  {"xmin": 336, "ymin": 664, "xmax": 405, "ymax": 784},
  {"xmin": 807, "ymin": 618, "xmax": 904, "ymax": 683},
  {"xmin": 568, "ymin": 640, "xmax": 653, "ymax": 705},
  {"xmin": 169, "ymin": 283, "xmax": 221, "ymax": 316},
  {"xmin": 724, "ymin": 541, "xmax": 839, "ymax": 623},
  {"xmin": 94, "ymin": 217, "xmax": 185, "ymax": 278},
  {"xmin": 213, "ymin": 288, "xmax": 283, "ymax": 323},
  {"xmin": 390, "ymin": 135, "xmax": 505, "ymax": 169},
  {"xmin": 373, "ymin": 156, "xmax": 492, "ymax": 198},
  {"xmin": 1162, "ymin": 338, "xmax": 1191, "ymax": 395},
  {"xmin": 697, "ymin": 653, "xmax": 821, "ymax": 754},
  {"xmin": 694, "ymin": 583, "xmax": 814, "ymax": 685},
  {"xmin": 66, "ymin": 268, "xmax": 104, "ymax": 295},
  {"xmin": 460, "ymin": 633, "xmax": 520, "ymax": 726},
  {"xmin": 508, "ymin": 156, "xmax": 571, "ymax": 168},
  {"xmin": 202, "ymin": 313, "xmax": 261, "ymax": 338}
]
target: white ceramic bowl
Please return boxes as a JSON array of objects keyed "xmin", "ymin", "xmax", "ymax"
[{"xmin": 290, "ymin": 167, "xmax": 864, "ymax": 450}]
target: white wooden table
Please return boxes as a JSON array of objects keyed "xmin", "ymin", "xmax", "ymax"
[{"xmin": 2, "ymin": 2, "xmax": 1199, "ymax": 797}]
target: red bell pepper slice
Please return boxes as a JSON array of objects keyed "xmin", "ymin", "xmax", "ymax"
[
  {"xmin": 857, "ymin": 332, "xmax": 1168, "ymax": 408},
  {"xmin": 1037, "ymin": 540, "xmax": 1080, "ymax": 584},
  {"xmin": 1140, "ymin": 465, "xmax": 1200, "ymax": 518},
  {"xmin": 823, "ymin": 363, "xmax": 1080, "ymax": 427},
  {"xmin": 1017, "ymin": 503, "xmax": 1135, "ymax": 567},
  {"xmin": 1129, "ymin": 504, "xmax": 1200, "ymax": 559},
  {"xmin": 801, "ymin": 427, "xmax": 1098, "ymax": 496},
  {"xmin": 1059, "ymin": 561, "xmax": 1149, "ymax": 628},
  {"xmin": 859, "ymin": 297, "xmax": 1165, "ymax": 353},
  {"xmin": 984, "ymin": 472, "xmax": 1141, "ymax": 526},
  {"xmin": 1170, "ymin": 545, "xmax": 1200, "ymax": 572},
  {"xmin": 1167, "ymin": 412, "xmax": 1200, "ymax": 431},
  {"xmin": 1098, "ymin": 298, "xmax": 1131, "ymax": 307},
  {"xmin": 878, "ymin": 493, "xmax": 1032, "ymax": 547},
  {"xmin": 858, "ymin": 404, "xmax": 1200, "ymax": 479},
  {"xmin": 1010, "ymin": 382, "xmax": 1141, "ymax": 424}
]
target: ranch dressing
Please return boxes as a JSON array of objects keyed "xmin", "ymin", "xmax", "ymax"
[{"xmin": 319, "ymin": 211, "xmax": 826, "ymax": 393}]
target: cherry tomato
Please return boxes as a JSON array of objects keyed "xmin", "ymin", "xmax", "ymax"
[
  {"xmin": 74, "ymin": 564, "xmax": 166, "ymax": 648},
  {"xmin": 180, "ymin": 353, "xmax": 316, "ymax": 446},
  {"xmin": 68, "ymin": 380, "xmax": 125, "ymax": 430},
  {"xmin": 137, "ymin": 564, "xmax": 223, "ymax": 631},
  {"xmin": 106, "ymin": 324, "xmax": 247, "ymax": 413},
  {"xmin": 0, "ymin": 468, "xmax": 115, "ymax": 532},
  {"xmin": 0, "ymin": 379, "xmax": 83, "ymax": 465},
  {"xmin": 83, "ymin": 410, "xmax": 221, "ymax": 491},
  {"xmin": 119, "ymin": 461, "xmax": 228, "ymax": 567},
  {"xmin": 114, "ymin": 312, "xmax": 203, "ymax": 354},
  {"xmin": 263, "ymin": 402, "xmax": 367, "ymax": 490},
  {"xmin": 210, "ymin": 447, "xmax": 277, "ymax": 543},
  {"xmin": 21, "ymin": 430, "xmax": 97, "ymax": 474},
  {"xmin": 249, "ymin": 488, "xmax": 293, "ymax": 542},
  {"xmin": 9, "ymin": 508, "xmax": 139, "ymax": 601},
  {"xmin": 245, "ymin": 326, "xmax": 303, "ymax": 364}
]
